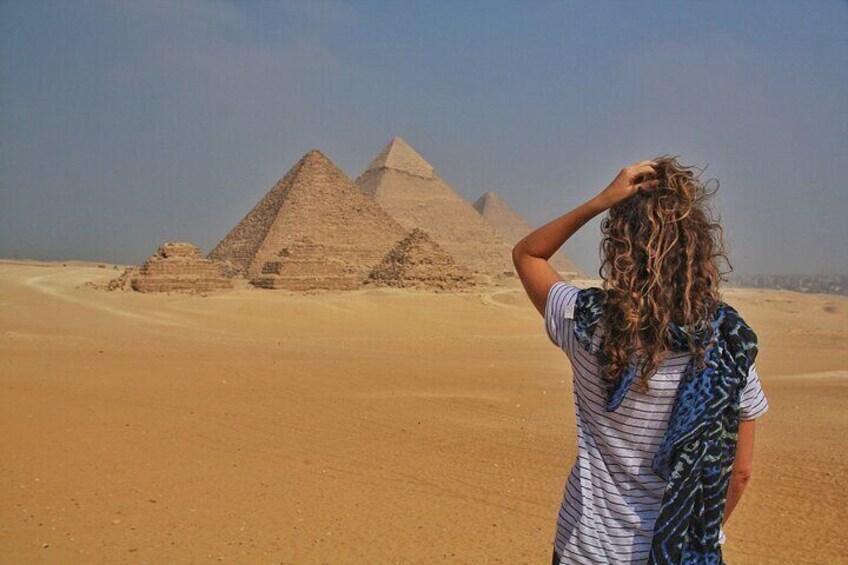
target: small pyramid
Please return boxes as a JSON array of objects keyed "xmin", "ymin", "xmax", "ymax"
[
  {"xmin": 363, "ymin": 137, "xmax": 435, "ymax": 179},
  {"xmin": 208, "ymin": 150, "xmax": 408, "ymax": 290},
  {"xmin": 473, "ymin": 191, "xmax": 584, "ymax": 277},
  {"xmin": 356, "ymin": 138, "xmax": 514, "ymax": 278},
  {"xmin": 117, "ymin": 242, "xmax": 233, "ymax": 293},
  {"xmin": 365, "ymin": 228, "xmax": 476, "ymax": 291}
]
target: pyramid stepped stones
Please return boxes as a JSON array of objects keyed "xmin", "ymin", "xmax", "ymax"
[
  {"xmin": 354, "ymin": 137, "xmax": 515, "ymax": 278},
  {"xmin": 123, "ymin": 242, "xmax": 233, "ymax": 293},
  {"xmin": 208, "ymin": 149, "xmax": 408, "ymax": 291},
  {"xmin": 249, "ymin": 235, "xmax": 363, "ymax": 291},
  {"xmin": 473, "ymin": 191, "xmax": 584, "ymax": 278},
  {"xmin": 365, "ymin": 228, "xmax": 477, "ymax": 292}
]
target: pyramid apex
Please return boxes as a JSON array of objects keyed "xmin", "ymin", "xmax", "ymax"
[
  {"xmin": 362, "ymin": 137, "xmax": 435, "ymax": 179},
  {"xmin": 290, "ymin": 148, "xmax": 348, "ymax": 177},
  {"xmin": 473, "ymin": 191, "xmax": 503, "ymax": 213},
  {"xmin": 386, "ymin": 136, "xmax": 412, "ymax": 150},
  {"xmin": 301, "ymin": 148, "xmax": 330, "ymax": 162}
]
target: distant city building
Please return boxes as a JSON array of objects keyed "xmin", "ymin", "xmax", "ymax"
[{"xmin": 729, "ymin": 273, "xmax": 846, "ymax": 296}]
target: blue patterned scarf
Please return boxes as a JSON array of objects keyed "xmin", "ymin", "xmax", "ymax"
[{"xmin": 571, "ymin": 287, "xmax": 758, "ymax": 565}]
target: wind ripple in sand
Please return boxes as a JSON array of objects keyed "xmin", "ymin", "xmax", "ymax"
[{"xmin": 24, "ymin": 271, "xmax": 193, "ymax": 328}]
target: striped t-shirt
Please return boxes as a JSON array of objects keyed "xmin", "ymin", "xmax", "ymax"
[{"xmin": 545, "ymin": 281, "xmax": 769, "ymax": 564}]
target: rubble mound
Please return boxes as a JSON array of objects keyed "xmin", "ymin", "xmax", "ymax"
[
  {"xmin": 104, "ymin": 265, "xmax": 140, "ymax": 291},
  {"xmin": 365, "ymin": 229, "xmax": 476, "ymax": 292}
]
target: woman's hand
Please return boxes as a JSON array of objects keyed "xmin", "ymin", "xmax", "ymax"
[{"xmin": 595, "ymin": 159, "xmax": 661, "ymax": 209}]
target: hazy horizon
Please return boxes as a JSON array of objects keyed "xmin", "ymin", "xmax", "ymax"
[{"xmin": 1, "ymin": 1, "xmax": 846, "ymax": 276}]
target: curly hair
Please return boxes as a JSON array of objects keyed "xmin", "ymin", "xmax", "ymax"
[{"xmin": 596, "ymin": 154, "xmax": 732, "ymax": 393}]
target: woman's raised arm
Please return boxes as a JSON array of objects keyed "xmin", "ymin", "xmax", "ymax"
[{"xmin": 512, "ymin": 159, "xmax": 659, "ymax": 316}]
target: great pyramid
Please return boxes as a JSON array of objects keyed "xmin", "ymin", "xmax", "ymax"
[
  {"xmin": 208, "ymin": 150, "xmax": 408, "ymax": 290},
  {"xmin": 354, "ymin": 137, "xmax": 515, "ymax": 278},
  {"xmin": 473, "ymin": 191, "xmax": 583, "ymax": 277},
  {"xmin": 109, "ymin": 242, "xmax": 234, "ymax": 293},
  {"xmin": 365, "ymin": 228, "xmax": 476, "ymax": 292}
]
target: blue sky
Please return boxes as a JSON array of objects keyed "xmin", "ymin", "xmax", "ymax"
[{"xmin": 1, "ymin": 0, "xmax": 845, "ymax": 276}]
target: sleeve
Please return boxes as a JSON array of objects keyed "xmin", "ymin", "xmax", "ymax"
[
  {"xmin": 544, "ymin": 281, "xmax": 581, "ymax": 351},
  {"xmin": 739, "ymin": 362, "xmax": 770, "ymax": 420}
]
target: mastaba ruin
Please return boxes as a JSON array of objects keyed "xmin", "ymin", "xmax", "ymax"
[
  {"xmin": 354, "ymin": 137, "xmax": 515, "ymax": 279},
  {"xmin": 473, "ymin": 191, "xmax": 583, "ymax": 278},
  {"xmin": 208, "ymin": 149, "xmax": 410, "ymax": 291}
]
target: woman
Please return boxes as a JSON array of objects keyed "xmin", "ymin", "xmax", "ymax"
[{"xmin": 512, "ymin": 157, "xmax": 769, "ymax": 564}]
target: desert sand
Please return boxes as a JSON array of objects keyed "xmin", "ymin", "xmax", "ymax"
[{"xmin": 1, "ymin": 260, "xmax": 846, "ymax": 564}]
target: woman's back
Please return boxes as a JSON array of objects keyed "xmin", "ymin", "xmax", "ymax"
[
  {"xmin": 511, "ymin": 156, "xmax": 770, "ymax": 563},
  {"xmin": 545, "ymin": 281, "xmax": 769, "ymax": 564}
]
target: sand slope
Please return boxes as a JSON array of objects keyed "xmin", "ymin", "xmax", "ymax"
[{"xmin": 1, "ymin": 260, "xmax": 846, "ymax": 564}]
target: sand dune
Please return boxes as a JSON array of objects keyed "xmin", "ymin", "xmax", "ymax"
[{"xmin": 1, "ymin": 260, "xmax": 846, "ymax": 564}]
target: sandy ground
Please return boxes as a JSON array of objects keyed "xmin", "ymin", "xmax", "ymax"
[{"xmin": 1, "ymin": 259, "xmax": 846, "ymax": 564}]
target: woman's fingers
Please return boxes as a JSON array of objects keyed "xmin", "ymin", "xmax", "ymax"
[
  {"xmin": 631, "ymin": 164, "xmax": 658, "ymax": 184},
  {"xmin": 634, "ymin": 163, "xmax": 657, "ymax": 175},
  {"xmin": 635, "ymin": 179, "xmax": 661, "ymax": 191}
]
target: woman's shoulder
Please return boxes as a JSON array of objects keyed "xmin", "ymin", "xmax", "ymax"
[{"xmin": 715, "ymin": 300, "xmax": 758, "ymax": 341}]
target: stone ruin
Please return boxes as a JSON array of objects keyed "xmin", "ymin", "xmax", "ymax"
[
  {"xmin": 249, "ymin": 235, "xmax": 365, "ymax": 291},
  {"xmin": 107, "ymin": 242, "xmax": 233, "ymax": 293},
  {"xmin": 365, "ymin": 228, "xmax": 477, "ymax": 292},
  {"xmin": 105, "ymin": 266, "xmax": 138, "ymax": 291}
]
